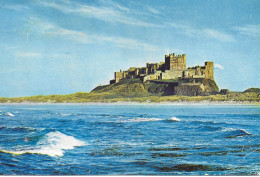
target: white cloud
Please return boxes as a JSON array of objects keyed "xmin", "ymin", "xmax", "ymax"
[
  {"xmin": 31, "ymin": 19, "xmax": 159, "ymax": 51},
  {"xmin": 203, "ymin": 29, "xmax": 234, "ymax": 42},
  {"xmin": 37, "ymin": 0, "xmax": 158, "ymax": 27},
  {"xmin": 16, "ymin": 52, "xmax": 42, "ymax": 58},
  {"xmin": 147, "ymin": 6, "xmax": 161, "ymax": 14},
  {"xmin": 234, "ymin": 24, "xmax": 260, "ymax": 37},
  {"xmin": 99, "ymin": 0, "xmax": 130, "ymax": 12},
  {"xmin": 51, "ymin": 53, "xmax": 76, "ymax": 59},
  {"xmin": 28, "ymin": 19, "xmax": 89, "ymax": 44},
  {"xmin": 214, "ymin": 63, "xmax": 224, "ymax": 70},
  {"xmin": 1, "ymin": 45, "xmax": 17, "ymax": 51},
  {"xmin": 113, "ymin": 37, "xmax": 159, "ymax": 51},
  {"xmin": 167, "ymin": 23, "xmax": 234, "ymax": 42},
  {"xmin": 0, "ymin": 4, "xmax": 29, "ymax": 11}
]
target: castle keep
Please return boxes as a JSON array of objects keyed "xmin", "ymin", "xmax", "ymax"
[{"xmin": 110, "ymin": 53, "xmax": 214, "ymax": 84}]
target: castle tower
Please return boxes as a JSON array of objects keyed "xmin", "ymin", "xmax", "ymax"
[
  {"xmin": 165, "ymin": 53, "xmax": 186, "ymax": 70},
  {"xmin": 114, "ymin": 70, "xmax": 123, "ymax": 83},
  {"xmin": 205, "ymin": 62, "xmax": 214, "ymax": 80}
]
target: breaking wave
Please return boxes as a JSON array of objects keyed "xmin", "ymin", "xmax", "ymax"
[
  {"xmin": 223, "ymin": 128, "xmax": 252, "ymax": 138},
  {"xmin": 1, "ymin": 131, "xmax": 86, "ymax": 157},
  {"xmin": 167, "ymin": 117, "xmax": 181, "ymax": 122},
  {"xmin": 5, "ymin": 112, "xmax": 15, "ymax": 117}
]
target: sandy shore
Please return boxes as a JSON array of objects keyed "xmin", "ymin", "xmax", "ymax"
[{"xmin": 0, "ymin": 101, "xmax": 259, "ymax": 106}]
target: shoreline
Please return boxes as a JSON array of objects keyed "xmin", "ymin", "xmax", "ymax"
[{"xmin": 0, "ymin": 101, "xmax": 259, "ymax": 106}]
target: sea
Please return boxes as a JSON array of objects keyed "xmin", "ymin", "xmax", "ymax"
[{"xmin": 0, "ymin": 104, "xmax": 259, "ymax": 175}]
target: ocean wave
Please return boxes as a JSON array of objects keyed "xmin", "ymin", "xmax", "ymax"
[
  {"xmin": 120, "ymin": 118, "xmax": 162, "ymax": 122},
  {"xmin": 0, "ymin": 126, "xmax": 39, "ymax": 132},
  {"xmin": 1, "ymin": 131, "xmax": 86, "ymax": 157},
  {"xmin": 5, "ymin": 112, "xmax": 15, "ymax": 117},
  {"xmin": 166, "ymin": 117, "xmax": 181, "ymax": 122},
  {"xmin": 197, "ymin": 125, "xmax": 223, "ymax": 132},
  {"xmin": 189, "ymin": 120, "xmax": 230, "ymax": 126},
  {"xmin": 90, "ymin": 114, "xmax": 128, "ymax": 119},
  {"xmin": 190, "ymin": 120, "xmax": 216, "ymax": 124},
  {"xmin": 59, "ymin": 113, "xmax": 77, "ymax": 117},
  {"xmin": 223, "ymin": 128, "xmax": 252, "ymax": 138},
  {"xmin": 136, "ymin": 114, "xmax": 150, "ymax": 117},
  {"xmin": 90, "ymin": 114, "xmax": 112, "ymax": 118}
]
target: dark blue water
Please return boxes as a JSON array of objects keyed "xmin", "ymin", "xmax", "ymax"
[{"xmin": 0, "ymin": 104, "xmax": 259, "ymax": 175}]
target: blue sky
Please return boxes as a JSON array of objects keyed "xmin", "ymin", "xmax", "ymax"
[{"xmin": 0, "ymin": 0, "xmax": 259, "ymax": 97}]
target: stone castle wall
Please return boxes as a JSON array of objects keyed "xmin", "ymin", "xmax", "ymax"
[
  {"xmin": 161, "ymin": 70, "xmax": 184, "ymax": 80},
  {"xmin": 110, "ymin": 53, "xmax": 214, "ymax": 84},
  {"xmin": 143, "ymin": 70, "xmax": 162, "ymax": 82}
]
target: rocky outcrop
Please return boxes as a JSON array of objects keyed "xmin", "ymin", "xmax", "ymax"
[
  {"xmin": 178, "ymin": 78, "xmax": 219, "ymax": 94},
  {"xmin": 219, "ymin": 89, "xmax": 230, "ymax": 95},
  {"xmin": 92, "ymin": 78, "xmax": 219, "ymax": 97},
  {"xmin": 174, "ymin": 83, "xmax": 205, "ymax": 96},
  {"xmin": 144, "ymin": 78, "xmax": 219, "ymax": 96}
]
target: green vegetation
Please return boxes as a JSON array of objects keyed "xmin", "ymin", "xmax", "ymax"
[
  {"xmin": 0, "ymin": 91, "xmax": 259, "ymax": 103},
  {"xmin": 244, "ymin": 88, "xmax": 260, "ymax": 94},
  {"xmin": 151, "ymin": 79, "xmax": 178, "ymax": 82},
  {"xmin": 0, "ymin": 80, "xmax": 259, "ymax": 104}
]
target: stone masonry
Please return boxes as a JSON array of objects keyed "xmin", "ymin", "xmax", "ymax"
[{"xmin": 110, "ymin": 53, "xmax": 214, "ymax": 84}]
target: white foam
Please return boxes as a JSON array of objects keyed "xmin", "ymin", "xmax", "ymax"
[
  {"xmin": 168, "ymin": 117, "xmax": 181, "ymax": 121},
  {"xmin": 121, "ymin": 118, "xmax": 162, "ymax": 122},
  {"xmin": 232, "ymin": 129, "xmax": 251, "ymax": 135},
  {"xmin": 59, "ymin": 113, "xmax": 76, "ymax": 116},
  {"xmin": 5, "ymin": 112, "xmax": 14, "ymax": 117},
  {"xmin": 2, "ymin": 131, "xmax": 86, "ymax": 157},
  {"xmin": 221, "ymin": 127, "xmax": 234, "ymax": 132},
  {"xmin": 222, "ymin": 128, "xmax": 250, "ymax": 133}
]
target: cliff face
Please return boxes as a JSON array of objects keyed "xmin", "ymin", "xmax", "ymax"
[
  {"xmin": 174, "ymin": 84, "xmax": 205, "ymax": 96},
  {"xmin": 92, "ymin": 78, "xmax": 219, "ymax": 97},
  {"xmin": 91, "ymin": 78, "xmax": 150, "ymax": 98},
  {"xmin": 178, "ymin": 78, "xmax": 219, "ymax": 93}
]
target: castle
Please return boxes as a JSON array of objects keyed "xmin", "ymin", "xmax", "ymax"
[{"xmin": 110, "ymin": 53, "xmax": 214, "ymax": 84}]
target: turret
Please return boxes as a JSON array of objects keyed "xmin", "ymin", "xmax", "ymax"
[
  {"xmin": 114, "ymin": 69, "xmax": 124, "ymax": 83},
  {"xmin": 205, "ymin": 62, "xmax": 214, "ymax": 80}
]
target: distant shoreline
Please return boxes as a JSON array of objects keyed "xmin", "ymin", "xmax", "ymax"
[
  {"xmin": 0, "ymin": 101, "xmax": 259, "ymax": 106},
  {"xmin": 1, "ymin": 88, "xmax": 259, "ymax": 105}
]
